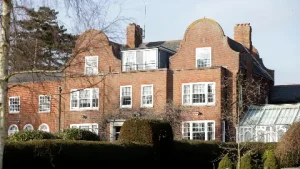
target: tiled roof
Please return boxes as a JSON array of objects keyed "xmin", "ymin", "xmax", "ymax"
[
  {"xmin": 270, "ymin": 85, "xmax": 300, "ymax": 104},
  {"xmin": 8, "ymin": 72, "xmax": 62, "ymax": 83},
  {"xmin": 122, "ymin": 40, "xmax": 181, "ymax": 52}
]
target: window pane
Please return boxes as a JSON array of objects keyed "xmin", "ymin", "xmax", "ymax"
[
  {"xmin": 71, "ymin": 91, "xmax": 78, "ymax": 109},
  {"xmin": 142, "ymin": 86, "xmax": 153, "ymax": 106},
  {"xmin": 208, "ymin": 84, "xmax": 214, "ymax": 103},
  {"xmin": 192, "ymin": 84, "xmax": 205, "ymax": 103},
  {"xmin": 92, "ymin": 89, "xmax": 98, "ymax": 108},
  {"xmin": 196, "ymin": 47, "xmax": 211, "ymax": 68},
  {"xmin": 85, "ymin": 56, "xmax": 98, "ymax": 75},
  {"xmin": 39, "ymin": 96, "xmax": 50, "ymax": 112},
  {"xmin": 79, "ymin": 90, "xmax": 91, "ymax": 108},
  {"xmin": 207, "ymin": 122, "xmax": 214, "ymax": 140},
  {"xmin": 121, "ymin": 87, "xmax": 131, "ymax": 106},
  {"xmin": 182, "ymin": 123, "xmax": 190, "ymax": 139},
  {"xmin": 183, "ymin": 85, "xmax": 190, "ymax": 104},
  {"xmin": 9, "ymin": 97, "xmax": 20, "ymax": 112},
  {"xmin": 192, "ymin": 122, "xmax": 205, "ymax": 140}
]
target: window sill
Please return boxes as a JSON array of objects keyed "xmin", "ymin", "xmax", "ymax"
[
  {"xmin": 182, "ymin": 103, "xmax": 216, "ymax": 107},
  {"xmin": 38, "ymin": 111, "xmax": 50, "ymax": 113},
  {"xmin": 120, "ymin": 106, "xmax": 132, "ymax": 109},
  {"xmin": 141, "ymin": 105, "xmax": 154, "ymax": 108},
  {"xmin": 9, "ymin": 112, "xmax": 19, "ymax": 114},
  {"xmin": 70, "ymin": 108, "xmax": 99, "ymax": 112}
]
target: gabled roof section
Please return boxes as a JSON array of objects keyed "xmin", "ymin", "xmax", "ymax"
[
  {"xmin": 122, "ymin": 40, "xmax": 181, "ymax": 52},
  {"xmin": 8, "ymin": 72, "xmax": 62, "ymax": 83},
  {"xmin": 240, "ymin": 103, "xmax": 300, "ymax": 126},
  {"xmin": 232, "ymin": 40, "xmax": 274, "ymax": 81},
  {"xmin": 270, "ymin": 85, "xmax": 300, "ymax": 104}
]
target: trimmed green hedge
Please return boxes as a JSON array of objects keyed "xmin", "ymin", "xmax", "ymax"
[
  {"xmin": 119, "ymin": 118, "xmax": 173, "ymax": 146},
  {"xmin": 3, "ymin": 139, "xmax": 277, "ymax": 169},
  {"xmin": 58, "ymin": 128, "xmax": 100, "ymax": 141},
  {"xmin": 7, "ymin": 130, "xmax": 56, "ymax": 142},
  {"xmin": 4, "ymin": 140, "xmax": 155, "ymax": 169}
]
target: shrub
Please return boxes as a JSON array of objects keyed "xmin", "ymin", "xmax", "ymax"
[
  {"xmin": 218, "ymin": 154, "xmax": 233, "ymax": 169},
  {"xmin": 7, "ymin": 130, "xmax": 56, "ymax": 142},
  {"xmin": 275, "ymin": 122, "xmax": 300, "ymax": 167},
  {"xmin": 263, "ymin": 150, "xmax": 279, "ymax": 169},
  {"xmin": 240, "ymin": 152, "xmax": 252, "ymax": 169},
  {"xmin": 119, "ymin": 118, "xmax": 173, "ymax": 146},
  {"xmin": 4, "ymin": 140, "xmax": 155, "ymax": 169},
  {"xmin": 59, "ymin": 128, "xmax": 100, "ymax": 141}
]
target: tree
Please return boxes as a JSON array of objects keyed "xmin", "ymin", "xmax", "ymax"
[
  {"xmin": 218, "ymin": 154, "xmax": 233, "ymax": 169},
  {"xmin": 220, "ymin": 71, "xmax": 271, "ymax": 169},
  {"xmin": 1, "ymin": 1, "xmax": 131, "ymax": 169},
  {"xmin": 10, "ymin": 6, "xmax": 77, "ymax": 71},
  {"xmin": 275, "ymin": 122, "xmax": 300, "ymax": 167}
]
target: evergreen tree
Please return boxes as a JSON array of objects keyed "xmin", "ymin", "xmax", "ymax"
[
  {"xmin": 218, "ymin": 154, "xmax": 233, "ymax": 169},
  {"xmin": 10, "ymin": 7, "xmax": 77, "ymax": 71}
]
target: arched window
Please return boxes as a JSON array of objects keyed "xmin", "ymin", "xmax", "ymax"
[
  {"xmin": 8, "ymin": 124, "xmax": 19, "ymax": 136},
  {"xmin": 23, "ymin": 124, "xmax": 34, "ymax": 131},
  {"xmin": 38, "ymin": 123, "xmax": 50, "ymax": 132}
]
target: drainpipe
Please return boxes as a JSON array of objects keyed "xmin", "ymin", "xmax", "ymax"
[
  {"xmin": 58, "ymin": 86, "xmax": 62, "ymax": 132},
  {"xmin": 222, "ymin": 120, "xmax": 226, "ymax": 142}
]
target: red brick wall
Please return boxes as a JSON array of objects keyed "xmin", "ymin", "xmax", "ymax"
[
  {"xmin": 6, "ymin": 18, "xmax": 274, "ymax": 142},
  {"xmin": 7, "ymin": 80, "xmax": 62, "ymax": 132}
]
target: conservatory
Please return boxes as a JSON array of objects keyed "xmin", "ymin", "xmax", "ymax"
[{"xmin": 238, "ymin": 103, "xmax": 300, "ymax": 143}]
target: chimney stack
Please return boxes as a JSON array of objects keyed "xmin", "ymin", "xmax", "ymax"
[
  {"xmin": 234, "ymin": 23, "xmax": 252, "ymax": 51},
  {"xmin": 126, "ymin": 23, "xmax": 143, "ymax": 49}
]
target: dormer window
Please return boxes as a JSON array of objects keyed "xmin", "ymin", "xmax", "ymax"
[
  {"xmin": 196, "ymin": 47, "xmax": 211, "ymax": 68},
  {"xmin": 122, "ymin": 49, "xmax": 158, "ymax": 71},
  {"xmin": 85, "ymin": 56, "xmax": 98, "ymax": 75}
]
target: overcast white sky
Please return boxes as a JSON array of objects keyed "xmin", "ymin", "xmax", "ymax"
[{"xmin": 57, "ymin": 0, "xmax": 300, "ymax": 85}]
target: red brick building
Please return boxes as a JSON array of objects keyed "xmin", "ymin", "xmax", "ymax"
[{"xmin": 6, "ymin": 18, "xmax": 274, "ymax": 141}]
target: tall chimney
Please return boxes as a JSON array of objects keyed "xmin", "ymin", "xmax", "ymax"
[
  {"xmin": 126, "ymin": 23, "xmax": 143, "ymax": 49},
  {"xmin": 234, "ymin": 23, "xmax": 252, "ymax": 51}
]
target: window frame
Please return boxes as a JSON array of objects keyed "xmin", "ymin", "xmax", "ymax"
[
  {"xmin": 38, "ymin": 95, "xmax": 51, "ymax": 113},
  {"xmin": 8, "ymin": 124, "xmax": 19, "ymax": 136},
  {"xmin": 120, "ymin": 85, "xmax": 132, "ymax": 108},
  {"xmin": 23, "ymin": 124, "xmax": 34, "ymax": 131},
  {"xmin": 9, "ymin": 96, "xmax": 20, "ymax": 114},
  {"xmin": 70, "ymin": 88, "xmax": 99, "ymax": 111},
  {"xmin": 195, "ymin": 47, "xmax": 212, "ymax": 68},
  {"xmin": 182, "ymin": 120, "xmax": 215, "ymax": 141},
  {"xmin": 38, "ymin": 123, "xmax": 50, "ymax": 132},
  {"xmin": 181, "ymin": 82, "xmax": 216, "ymax": 106},
  {"xmin": 121, "ymin": 48, "xmax": 158, "ymax": 72},
  {"xmin": 84, "ymin": 56, "xmax": 99, "ymax": 75},
  {"xmin": 70, "ymin": 123, "xmax": 98, "ymax": 135},
  {"xmin": 141, "ymin": 84, "xmax": 154, "ymax": 108}
]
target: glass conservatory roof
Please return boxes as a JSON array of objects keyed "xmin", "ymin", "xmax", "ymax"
[{"xmin": 240, "ymin": 103, "xmax": 300, "ymax": 126}]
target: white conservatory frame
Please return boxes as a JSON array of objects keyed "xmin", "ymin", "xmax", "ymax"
[{"xmin": 238, "ymin": 103, "xmax": 300, "ymax": 143}]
